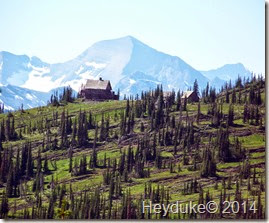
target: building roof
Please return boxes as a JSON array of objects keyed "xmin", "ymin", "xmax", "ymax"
[
  {"xmin": 181, "ymin": 91, "xmax": 195, "ymax": 98},
  {"xmin": 84, "ymin": 78, "xmax": 111, "ymax": 90}
]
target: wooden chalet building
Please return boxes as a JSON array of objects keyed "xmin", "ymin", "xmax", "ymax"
[
  {"xmin": 181, "ymin": 91, "xmax": 199, "ymax": 103},
  {"xmin": 79, "ymin": 78, "xmax": 119, "ymax": 101}
]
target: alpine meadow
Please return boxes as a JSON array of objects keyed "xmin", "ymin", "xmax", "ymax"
[
  {"xmin": 0, "ymin": 0, "xmax": 265, "ymax": 220},
  {"xmin": 0, "ymin": 75, "xmax": 266, "ymax": 219}
]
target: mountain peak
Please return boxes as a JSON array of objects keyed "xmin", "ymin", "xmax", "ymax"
[
  {"xmin": 120, "ymin": 35, "xmax": 144, "ymax": 43},
  {"xmin": 102, "ymin": 35, "xmax": 140, "ymax": 42},
  {"xmin": 221, "ymin": 62, "xmax": 245, "ymax": 69},
  {"xmin": 200, "ymin": 63, "xmax": 251, "ymax": 82},
  {"xmin": 0, "ymin": 51, "xmax": 28, "ymax": 58},
  {"xmin": 0, "ymin": 36, "xmax": 252, "ymax": 111},
  {"xmin": 120, "ymin": 35, "xmax": 137, "ymax": 40},
  {"xmin": 84, "ymin": 36, "xmax": 151, "ymax": 53}
]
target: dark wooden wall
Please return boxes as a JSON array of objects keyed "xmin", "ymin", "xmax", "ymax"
[
  {"xmin": 188, "ymin": 93, "xmax": 199, "ymax": 102},
  {"xmin": 80, "ymin": 89, "xmax": 119, "ymax": 101}
]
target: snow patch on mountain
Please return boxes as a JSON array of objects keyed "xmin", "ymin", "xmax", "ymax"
[
  {"xmin": 27, "ymin": 63, "xmax": 50, "ymax": 73},
  {"xmin": 85, "ymin": 61, "xmax": 107, "ymax": 69},
  {"xmin": 1, "ymin": 36, "xmax": 208, "ymax": 96},
  {"xmin": 168, "ymin": 84, "xmax": 177, "ymax": 90},
  {"xmin": 75, "ymin": 65, "xmax": 84, "ymax": 75},
  {"xmin": 116, "ymin": 71, "xmax": 162, "ymax": 97},
  {"xmin": 22, "ymin": 73, "xmax": 65, "ymax": 92},
  {"xmin": 78, "ymin": 71, "xmax": 95, "ymax": 80},
  {"xmin": 25, "ymin": 93, "xmax": 34, "ymax": 100},
  {"xmin": 0, "ymin": 36, "xmax": 254, "ymax": 109},
  {"xmin": 75, "ymin": 36, "xmax": 133, "ymax": 86},
  {"xmin": 6, "ymin": 69, "xmax": 30, "ymax": 86},
  {"xmin": 0, "ymin": 85, "xmax": 73, "ymax": 111},
  {"xmin": 129, "ymin": 79, "xmax": 136, "ymax": 84},
  {"xmin": 4, "ymin": 105, "xmax": 15, "ymax": 111},
  {"xmin": 15, "ymin": 95, "xmax": 24, "ymax": 100}
]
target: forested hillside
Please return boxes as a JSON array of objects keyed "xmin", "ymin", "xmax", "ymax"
[{"xmin": 0, "ymin": 75, "xmax": 265, "ymax": 219}]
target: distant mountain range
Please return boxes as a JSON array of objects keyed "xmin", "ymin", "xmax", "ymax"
[
  {"xmin": 0, "ymin": 36, "xmax": 252, "ymax": 110},
  {"xmin": 0, "ymin": 85, "xmax": 67, "ymax": 111}
]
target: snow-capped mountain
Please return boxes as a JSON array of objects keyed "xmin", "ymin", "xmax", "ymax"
[
  {"xmin": 0, "ymin": 52, "xmax": 50, "ymax": 91},
  {"xmin": 114, "ymin": 36, "xmax": 209, "ymax": 96},
  {"xmin": 0, "ymin": 85, "xmax": 71, "ymax": 111},
  {"xmin": 0, "ymin": 36, "xmax": 209, "ymax": 93},
  {"xmin": 0, "ymin": 85, "xmax": 50, "ymax": 111},
  {"xmin": 0, "ymin": 36, "xmax": 253, "ymax": 110}
]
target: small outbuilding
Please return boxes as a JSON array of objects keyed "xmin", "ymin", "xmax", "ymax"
[
  {"xmin": 79, "ymin": 78, "xmax": 119, "ymax": 101},
  {"xmin": 181, "ymin": 91, "xmax": 199, "ymax": 103}
]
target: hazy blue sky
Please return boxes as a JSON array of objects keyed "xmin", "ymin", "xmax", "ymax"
[{"xmin": 0, "ymin": 0, "xmax": 265, "ymax": 73}]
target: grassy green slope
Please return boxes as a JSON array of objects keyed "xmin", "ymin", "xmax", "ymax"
[{"xmin": 0, "ymin": 88, "xmax": 265, "ymax": 219}]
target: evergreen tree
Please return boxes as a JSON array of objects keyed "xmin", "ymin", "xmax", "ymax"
[
  {"xmin": 249, "ymin": 85, "xmax": 255, "ymax": 104},
  {"xmin": 235, "ymin": 75, "xmax": 243, "ymax": 88},
  {"xmin": 60, "ymin": 86, "xmax": 75, "ymax": 104},
  {"xmin": 0, "ymin": 136, "xmax": 3, "ymax": 152},
  {"xmin": 238, "ymin": 88, "xmax": 242, "ymax": 104},
  {"xmin": 183, "ymin": 96, "xmax": 187, "ymax": 111},
  {"xmin": 254, "ymin": 106, "xmax": 260, "ymax": 126},
  {"xmin": 125, "ymin": 99, "xmax": 130, "ymax": 117},
  {"xmin": 155, "ymin": 148, "xmax": 162, "ymax": 169},
  {"xmin": 140, "ymin": 122, "xmax": 144, "ymax": 132},
  {"xmin": 71, "ymin": 118, "xmax": 77, "ymax": 146},
  {"xmin": 193, "ymin": 79, "xmax": 199, "ymax": 97},
  {"xmin": 225, "ymin": 90, "xmax": 229, "ymax": 103},
  {"xmin": 231, "ymin": 89, "xmax": 236, "ymax": 104},
  {"xmin": 91, "ymin": 146, "xmax": 98, "ymax": 168},
  {"xmin": 68, "ymin": 147, "xmax": 73, "ymax": 173},
  {"xmin": 205, "ymin": 82, "xmax": 209, "ymax": 98},
  {"xmin": 0, "ymin": 191, "xmax": 9, "ymax": 218},
  {"xmin": 209, "ymin": 87, "xmax": 216, "ymax": 103},
  {"xmin": 256, "ymin": 87, "xmax": 262, "ymax": 105},
  {"xmin": 6, "ymin": 162, "xmax": 14, "ymax": 197},
  {"xmin": 227, "ymin": 104, "xmax": 234, "ymax": 126},
  {"xmin": 26, "ymin": 143, "xmax": 34, "ymax": 178},
  {"xmin": 200, "ymin": 148, "xmax": 216, "ymax": 177},
  {"xmin": 176, "ymin": 90, "xmax": 181, "ymax": 111},
  {"xmin": 155, "ymin": 92, "xmax": 164, "ymax": 128},
  {"xmin": 243, "ymin": 103, "xmax": 249, "ymax": 123},
  {"xmin": 43, "ymin": 154, "xmax": 49, "ymax": 174}
]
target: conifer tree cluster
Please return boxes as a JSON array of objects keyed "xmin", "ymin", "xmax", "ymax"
[
  {"xmin": 49, "ymin": 86, "xmax": 76, "ymax": 106},
  {"xmin": 0, "ymin": 75, "xmax": 265, "ymax": 220}
]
